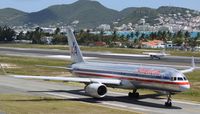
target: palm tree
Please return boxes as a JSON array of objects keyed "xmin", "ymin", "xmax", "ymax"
[
  {"xmin": 112, "ymin": 30, "xmax": 118, "ymax": 42},
  {"xmin": 184, "ymin": 31, "xmax": 190, "ymax": 47}
]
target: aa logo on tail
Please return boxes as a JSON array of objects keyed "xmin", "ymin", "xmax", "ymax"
[{"xmin": 71, "ymin": 42, "xmax": 78, "ymax": 55}]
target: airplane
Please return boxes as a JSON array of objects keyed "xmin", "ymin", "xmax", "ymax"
[
  {"xmin": 99, "ymin": 49, "xmax": 169, "ymax": 60},
  {"xmin": 13, "ymin": 27, "xmax": 194, "ymax": 107},
  {"xmin": 143, "ymin": 50, "xmax": 170, "ymax": 59}
]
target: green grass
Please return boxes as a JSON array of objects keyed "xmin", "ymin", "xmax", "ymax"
[
  {"xmin": 0, "ymin": 94, "xmax": 138, "ymax": 114},
  {"xmin": 169, "ymin": 51, "xmax": 200, "ymax": 57},
  {"xmin": 1, "ymin": 43, "xmax": 200, "ymax": 57},
  {"xmin": 0, "ymin": 43, "xmax": 69, "ymax": 50},
  {"xmin": 0, "ymin": 43, "xmax": 149, "ymax": 54},
  {"xmin": 0, "ymin": 55, "xmax": 71, "ymax": 76}
]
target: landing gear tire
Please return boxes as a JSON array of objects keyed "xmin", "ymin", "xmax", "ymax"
[
  {"xmin": 128, "ymin": 92, "xmax": 139, "ymax": 98},
  {"xmin": 165, "ymin": 93, "xmax": 172, "ymax": 107},
  {"xmin": 150, "ymin": 55, "xmax": 153, "ymax": 59},
  {"xmin": 165, "ymin": 102, "xmax": 172, "ymax": 107}
]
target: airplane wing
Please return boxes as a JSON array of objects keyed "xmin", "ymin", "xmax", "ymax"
[{"xmin": 12, "ymin": 75, "xmax": 121, "ymax": 85}]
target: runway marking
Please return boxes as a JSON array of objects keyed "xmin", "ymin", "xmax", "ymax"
[
  {"xmin": 44, "ymin": 92, "xmax": 141, "ymax": 113},
  {"xmin": 110, "ymin": 91, "xmax": 200, "ymax": 106},
  {"xmin": 101, "ymin": 102, "xmax": 127, "ymax": 108},
  {"xmin": 102, "ymin": 102, "xmax": 150, "ymax": 112},
  {"xmin": 109, "ymin": 91, "xmax": 127, "ymax": 96},
  {"xmin": 100, "ymin": 53, "xmax": 149, "ymax": 57},
  {"xmin": 45, "ymin": 92, "xmax": 78, "ymax": 99},
  {"xmin": 45, "ymin": 91, "xmax": 150, "ymax": 112},
  {"xmin": 45, "ymin": 55, "xmax": 98, "ymax": 60},
  {"xmin": 184, "ymin": 107, "xmax": 200, "ymax": 113},
  {"xmin": 172, "ymin": 100, "xmax": 200, "ymax": 106}
]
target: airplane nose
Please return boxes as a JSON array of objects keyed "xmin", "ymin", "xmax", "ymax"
[{"xmin": 180, "ymin": 83, "xmax": 190, "ymax": 91}]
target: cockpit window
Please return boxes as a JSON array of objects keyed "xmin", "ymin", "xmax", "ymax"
[
  {"xmin": 183, "ymin": 77, "xmax": 187, "ymax": 80},
  {"xmin": 178, "ymin": 77, "xmax": 183, "ymax": 81}
]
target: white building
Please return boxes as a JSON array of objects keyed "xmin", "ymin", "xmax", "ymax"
[{"xmin": 97, "ymin": 24, "xmax": 111, "ymax": 31}]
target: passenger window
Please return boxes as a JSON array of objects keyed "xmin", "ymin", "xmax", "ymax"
[
  {"xmin": 173, "ymin": 77, "xmax": 177, "ymax": 81},
  {"xmin": 178, "ymin": 77, "xmax": 183, "ymax": 81},
  {"xmin": 183, "ymin": 77, "xmax": 187, "ymax": 80}
]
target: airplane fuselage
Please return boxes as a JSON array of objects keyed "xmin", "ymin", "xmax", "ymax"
[{"xmin": 72, "ymin": 62, "xmax": 190, "ymax": 93}]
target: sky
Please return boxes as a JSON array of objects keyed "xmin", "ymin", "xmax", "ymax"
[{"xmin": 0, "ymin": 0, "xmax": 199, "ymax": 13}]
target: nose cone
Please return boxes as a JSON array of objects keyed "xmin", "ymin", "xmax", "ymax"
[{"xmin": 180, "ymin": 83, "xmax": 190, "ymax": 91}]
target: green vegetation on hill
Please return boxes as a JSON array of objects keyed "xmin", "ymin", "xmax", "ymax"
[
  {"xmin": 120, "ymin": 7, "xmax": 159, "ymax": 25},
  {"xmin": 0, "ymin": 0, "xmax": 198, "ymax": 27},
  {"xmin": 27, "ymin": 0, "xmax": 119, "ymax": 28},
  {"xmin": 0, "ymin": 8, "xmax": 27, "ymax": 25},
  {"xmin": 157, "ymin": 6, "xmax": 198, "ymax": 16}
]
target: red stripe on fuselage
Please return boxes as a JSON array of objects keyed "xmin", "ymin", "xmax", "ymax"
[{"xmin": 75, "ymin": 71, "xmax": 189, "ymax": 85}]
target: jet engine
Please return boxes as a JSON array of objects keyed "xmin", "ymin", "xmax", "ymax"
[{"xmin": 85, "ymin": 83, "xmax": 107, "ymax": 98}]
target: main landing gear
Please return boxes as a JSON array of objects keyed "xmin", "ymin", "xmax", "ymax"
[
  {"xmin": 150, "ymin": 55, "xmax": 161, "ymax": 60},
  {"xmin": 128, "ymin": 89, "xmax": 139, "ymax": 98},
  {"xmin": 165, "ymin": 93, "xmax": 172, "ymax": 107},
  {"xmin": 150, "ymin": 55, "xmax": 154, "ymax": 60}
]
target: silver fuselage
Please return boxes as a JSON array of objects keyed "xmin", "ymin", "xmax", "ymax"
[{"xmin": 71, "ymin": 62, "xmax": 190, "ymax": 93}]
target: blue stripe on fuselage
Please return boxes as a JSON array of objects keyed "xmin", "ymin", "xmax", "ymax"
[{"xmin": 73, "ymin": 68, "xmax": 171, "ymax": 81}]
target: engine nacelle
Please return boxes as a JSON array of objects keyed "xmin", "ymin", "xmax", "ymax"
[{"xmin": 85, "ymin": 83, "xmax": 107, "ymax": 98}]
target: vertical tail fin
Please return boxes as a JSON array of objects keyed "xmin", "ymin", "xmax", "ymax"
[{"xmin": 66, "ymin": 27, "xmax": 84, "ymax": 63}]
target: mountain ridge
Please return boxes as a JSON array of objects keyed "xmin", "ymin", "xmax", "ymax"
[{"xmin": 0, "ymin": 0, "xmax": 199, "ymax": 28}]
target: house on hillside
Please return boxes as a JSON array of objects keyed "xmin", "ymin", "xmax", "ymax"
[
  {"xmin": 88, "ymin": 41, "xmax": 107, "ymax": 47},
  {"xmin": 142, "ymin": 40, "xmax": 165, "ymax": 48}
]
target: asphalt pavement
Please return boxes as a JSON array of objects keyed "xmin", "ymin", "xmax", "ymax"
[
  {"xmin": 0, "ymin": 75, "xmax": 199, "ymax": 114},
  {"xmin": 0, "ymin": 47, "xmax": 200, "ymax": 66}
]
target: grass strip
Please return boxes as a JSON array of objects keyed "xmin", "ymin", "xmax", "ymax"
[{"xmin": 0, "ymin": 94, "xmax": 139, "ymax": 114}]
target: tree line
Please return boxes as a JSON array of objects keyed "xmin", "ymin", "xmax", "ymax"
[
  {"xmin": 16, "ymin": 27, "xmax": 67, "ymax": 44},
  {"xmin": 75, "ymin": 30, "xmax": 200, "ymax": 48},
  {"xmin": 0, "ymin": 26, "xmax": 15, "ymax": 42},
  {"xmin": 1, "ymin": 26, "xmax": 200, "ymax": 49}
]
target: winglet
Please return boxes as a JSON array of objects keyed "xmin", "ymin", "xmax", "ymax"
[
  {"xmin": 192, "ymin": 56, "xmax": 195, "ymax": 68},
  {"xmin": 161, "ymin": 49, "xmax": 165, "ymax": 54},
  {"xmin": 180, "ymin": 56, "xmax": 196, "ymax": 74},
  {"xmin": 0, "ymin": 64, "xmax": 7, "ymax": 75}
]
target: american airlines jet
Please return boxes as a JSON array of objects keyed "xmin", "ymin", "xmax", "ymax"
[{"xmin": 15, "ymin": 27, "xmax": 194, "ymax": 107}]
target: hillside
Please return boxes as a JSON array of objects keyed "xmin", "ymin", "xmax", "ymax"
[
  {"xmin": 0, "ymin": 0, "xmax": 199, "ymax": 28},
  {"xmin": 24, "ymin": 0, "xmax": 119, "ymax": 28},
  {"xmin": 120, "ymin": 7, "xmax": 158, "ymax": 25},
  {"xmin": 0, "ymin": 8, "xmax": 27, "ymax": 25}
]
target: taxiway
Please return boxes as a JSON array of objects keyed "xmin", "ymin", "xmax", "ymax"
[
  {"xmin": 0, "ymin": 47, "xmax": 200, "ymax": 66},
  {"xmin": 0, "ymin": 75, "xmax": 199, "ymax": 114}
]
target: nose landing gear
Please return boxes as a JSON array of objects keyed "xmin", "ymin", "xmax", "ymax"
[
  {"xmin": 165, "ymin": 93, "xmax": 172, "ymax": 107},
  {"xmin": 128, "ymin": 89, "xmax": 173, "ymax": 107}
]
